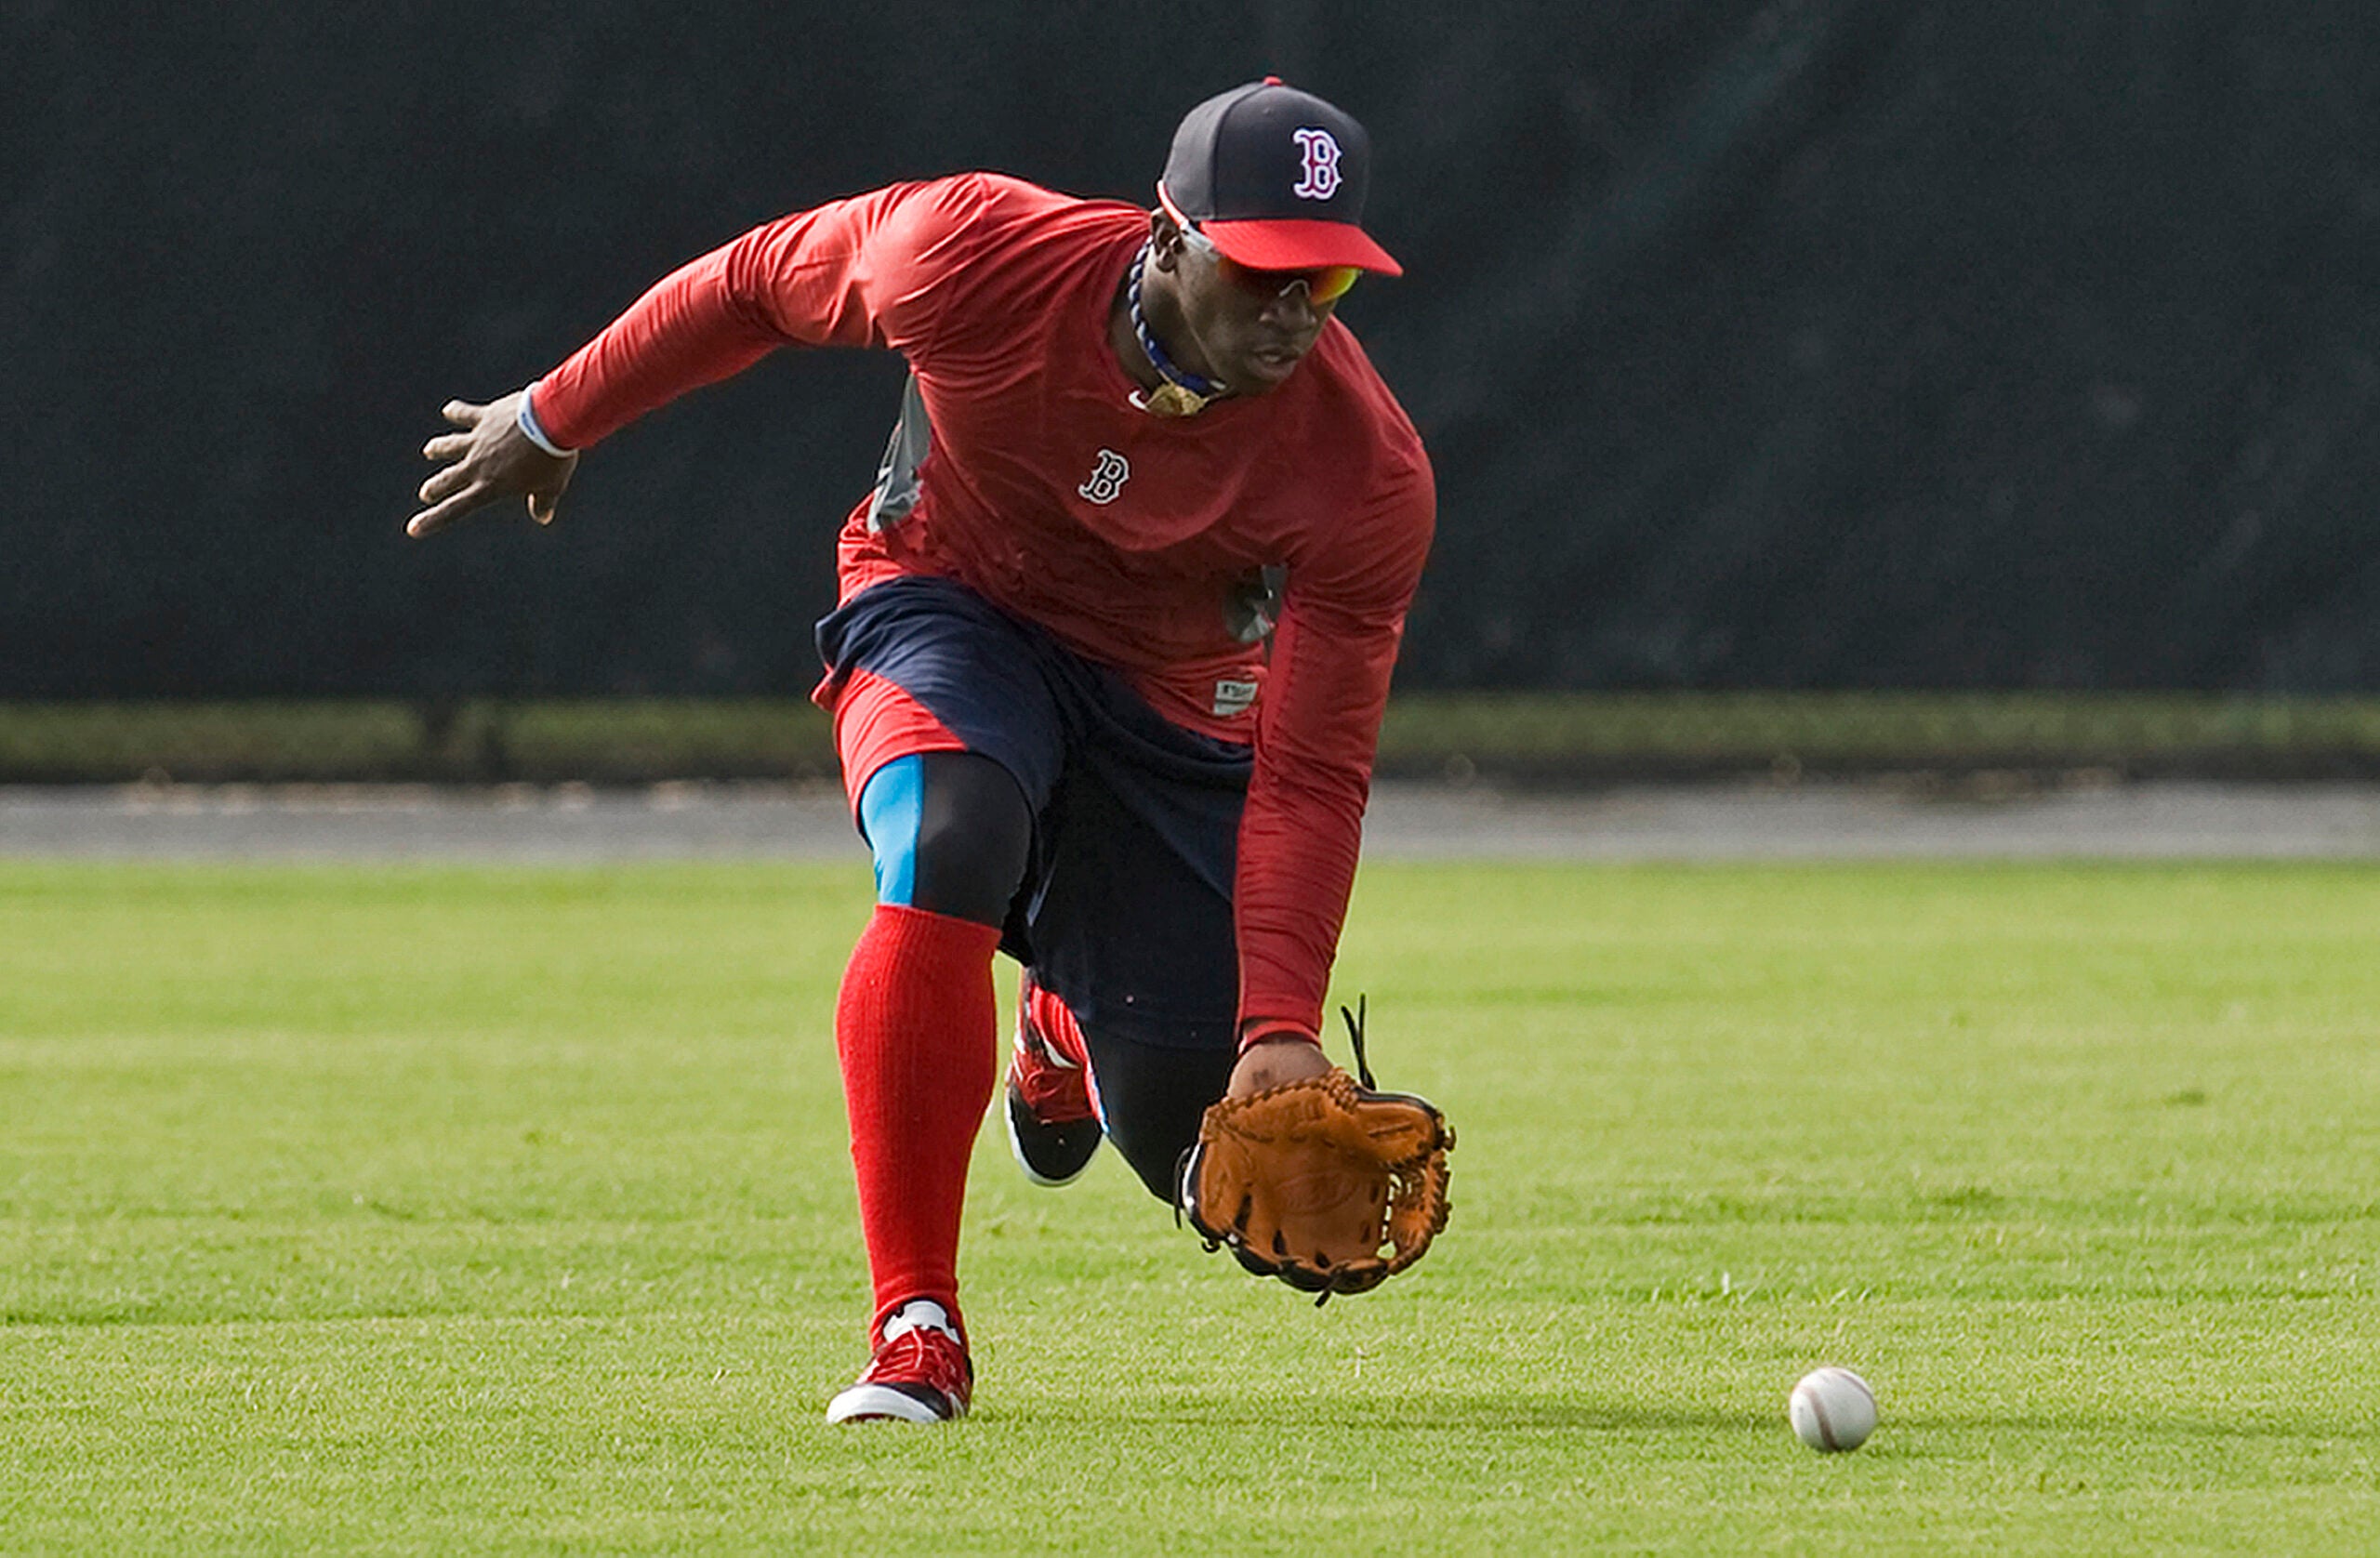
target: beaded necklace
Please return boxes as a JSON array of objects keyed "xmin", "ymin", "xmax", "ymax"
[{"xmin": 1127, "ymin": 242, "xmax": 1224, "ymax": 416}]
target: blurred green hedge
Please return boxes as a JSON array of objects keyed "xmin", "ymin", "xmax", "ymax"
[{"xmin": 6, "ymin": 695, "xmax": 2379, "ymax": 786}]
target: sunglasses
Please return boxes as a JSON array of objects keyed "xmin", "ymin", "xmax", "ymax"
[{"xmin": 1160, "ymin": 189, "xmax": 1361, "ymax": 305}]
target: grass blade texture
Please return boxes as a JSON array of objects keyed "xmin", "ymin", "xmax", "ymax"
[{"xmin": 1, "ymin": 860, "xmax": 2375, "ymax": 1553}]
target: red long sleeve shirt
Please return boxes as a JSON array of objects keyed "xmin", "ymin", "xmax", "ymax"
[{"xmin": 532, "ymin": 172, "xmax": 1435, "ymax": 1036}]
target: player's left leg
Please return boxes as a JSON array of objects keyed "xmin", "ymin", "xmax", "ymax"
[
  {"xmin": 1078, "ymin": 1022, "xmax": 1240, "ymax": 1200},
  {"xmin": 1003, "ymin": 973, "xmax": 1104, "ymax": 1187},
  {"xmin": 1009, "ymin": 664, "xmax": 1253, "ymax": 1201},
  {"xmin": 1008, "ymin": 973, "xmax": 1240, "ymax": 1198}
]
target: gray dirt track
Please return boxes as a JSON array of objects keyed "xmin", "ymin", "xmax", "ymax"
[{"xmin": 4, "ymin": 780, "xmax": 2378, "ymax": 861}]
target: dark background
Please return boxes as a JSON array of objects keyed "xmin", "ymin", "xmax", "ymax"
[{"xmin": 7, "ymin": 0, "xmax": 2377, "ymax": 698}]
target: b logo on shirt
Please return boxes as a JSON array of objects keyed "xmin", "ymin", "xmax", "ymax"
[
  {"xmin": 1078, "ymin": 448, "xmax": 1130, "ymax": 505},
  {"xmin": 1291, "ymin": 128, "xmax": 1343, "ymax": 200}
]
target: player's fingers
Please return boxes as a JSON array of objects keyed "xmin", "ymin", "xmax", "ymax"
[
  {"xmin": 416, "ymin": 462, "xmax": 471, "ymax": 506},
  {"xmin": 526, "ymin": 489, "xmax": 560, "ymax": 526},
  {"xmin": 405, "ymin": 505, "xmax": 462, "ymax": 540},
  {"xmin": 422, "ymin": 431, "xmax": 472, "ymax": 460},
  {"xmin": 440, "ymin": 399, "xmax": 483, "ymax": 429},
  {"xmin": 405, "ymin": 479, "xmax": 490, "ymax": 539}
]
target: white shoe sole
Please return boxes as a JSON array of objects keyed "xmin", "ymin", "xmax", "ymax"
[{"xmin": 826, "ymin": 1382, "xmax": 962, "ymax": 1424}]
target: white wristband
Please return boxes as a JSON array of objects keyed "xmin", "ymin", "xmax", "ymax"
[{"xmin": 515, "ymin": 381, "xmax": 575, "ymax": 456}]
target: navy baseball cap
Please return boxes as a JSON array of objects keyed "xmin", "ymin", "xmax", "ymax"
[{"xmin": 1159, "ymin": 78, "xmax": 1401, "ymax": 277}]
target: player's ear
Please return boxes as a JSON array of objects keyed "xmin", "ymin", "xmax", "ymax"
[{"xmin": 1148, "ymin": 209, "xmax": 1188, "ymax": 271}]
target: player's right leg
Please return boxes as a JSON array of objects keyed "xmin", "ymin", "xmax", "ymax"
[
  {"xmin": 813, "ymin": 579, "xmax": 1064, "ymax": 1424},
  {"xmin": 823, "ymin": 749, "xmax": 1029, "ymax": 1424}
]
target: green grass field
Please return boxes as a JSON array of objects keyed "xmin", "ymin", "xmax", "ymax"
[{"xmin": 3, "ymin": 859, "xmax": 2376, "ymax": 1553}]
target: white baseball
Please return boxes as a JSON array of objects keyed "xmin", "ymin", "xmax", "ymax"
[{"xmin": 1788, "ymin": 1367, "xmax": 1877, "ymax": 1452}]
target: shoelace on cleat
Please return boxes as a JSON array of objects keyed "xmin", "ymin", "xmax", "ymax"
[{"xmin": 865, "ymin": 1326, "xmax": 972, "ymax": 1398}]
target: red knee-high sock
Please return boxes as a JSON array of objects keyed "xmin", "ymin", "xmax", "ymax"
[{"xmin": 836, "ymin": 904, "xmax": 1002, "ymax": 1341}]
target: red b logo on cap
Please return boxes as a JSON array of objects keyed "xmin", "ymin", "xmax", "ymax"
[{"xmin": 1290, "ymin": 127, "xmax": 1343, "ymax": 200}]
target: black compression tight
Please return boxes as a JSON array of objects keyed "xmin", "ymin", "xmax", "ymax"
[{"xmin": 855, "ymin": 749, "xmax": 1033, "ymax": 928}]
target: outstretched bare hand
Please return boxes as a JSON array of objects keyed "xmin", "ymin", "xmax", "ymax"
[{"xmin": 407, "ymin": 390, "xmax": 578, "ymax": 539}]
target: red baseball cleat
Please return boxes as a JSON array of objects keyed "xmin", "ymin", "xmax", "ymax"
[
  {"xmin": 826, "ymin": 1300, "xmax": 973, "ymax": 1424},
  {"xmin": 1003, "ymin": 977, "xmax": 1103, "ymax": 1186}
]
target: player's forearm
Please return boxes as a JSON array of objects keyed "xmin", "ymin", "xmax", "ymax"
[
  {"xmin": 530, "ymin": 178, "xmax": 988, "ymax": 451},
  {"xmin": 531, "ymin": 246, "xmax": 783, "ymax": 451},
  {"xmin": 1231, "ymin": 604, "xmax": 1397, "ymax": 1038},
  {"xmin": 1235, "ymin": 777, "xmax": 1367, "ymax": 1039}
]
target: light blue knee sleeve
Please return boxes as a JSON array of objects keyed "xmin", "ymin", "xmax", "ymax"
[{"xmin": 856, "ymin": 754, "xmax": 926, "ymax": 906}]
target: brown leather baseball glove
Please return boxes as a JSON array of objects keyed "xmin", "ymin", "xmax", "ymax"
[{"xmin": 1177, "ymin": 1003, "xmax": 1453, "ymax": 1302}]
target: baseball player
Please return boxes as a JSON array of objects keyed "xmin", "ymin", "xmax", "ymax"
[{"xmin": 409, "ymin": 78, "xmax": 1438, "ymax": 1423}]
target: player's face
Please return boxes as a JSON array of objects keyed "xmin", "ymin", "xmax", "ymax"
[{"xmin": 1154, "ymin": 219, "xmax": 1343, "ymax": 398}]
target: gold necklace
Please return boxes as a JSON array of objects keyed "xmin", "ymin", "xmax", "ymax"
[
  {"xmin": 1127, "ymin": 243, "xmax": 1224, "ymax": 417},
  {"xmin": 1139, "ymin": 381, "xmax": 1216, "ymax": 417}
]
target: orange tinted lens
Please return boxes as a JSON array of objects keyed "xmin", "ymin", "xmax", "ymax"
[
  {"xmin": 1308, "ymin": 266, "xmax": 1361, "ymax": 304},
  {"xmin": 1218, "ymin": 255, "xmax": 1361, "ymax": 304}
]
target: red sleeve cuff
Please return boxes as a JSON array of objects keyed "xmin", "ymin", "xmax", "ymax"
[{"xmin": 1237, "ymin": 1018, "xmax": 1322, "ymax": 1053}]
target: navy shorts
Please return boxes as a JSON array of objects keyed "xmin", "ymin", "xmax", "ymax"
[{"xmin": 815, "ymin": 577, "xmax": 1253, "ymax": 1186}]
